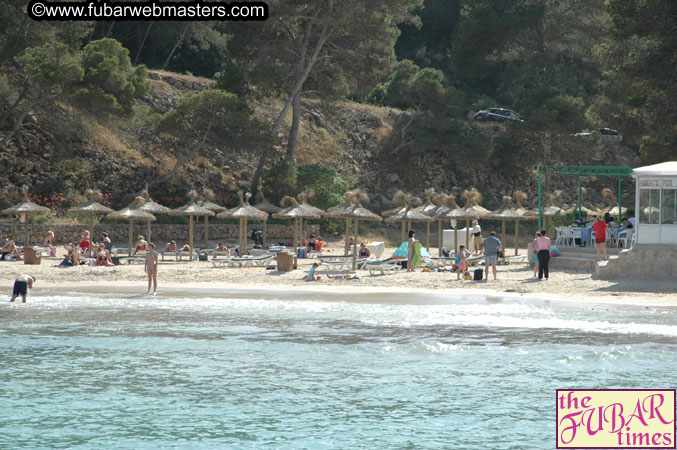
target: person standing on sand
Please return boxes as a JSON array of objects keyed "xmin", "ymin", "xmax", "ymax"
[
  {"xmin": 407, "ymin": 230, "xmax": 416, "ymax": 272},
  {"xmin": 10, "ymin": 274, "xmax": 35, "ymax": 303},
  {"xmin": 536, "ymin": 229, "xmax": 552, "ymax": 281},
  {"xmin": 471, "ymin": 220, "xmax": 483, "ymax": 254},
  {"xmin": 480, "ymin": 231, "xmax": 502, "ymax": 280},
  {"xmin": 592, "ymin": 215, "xmax": 608, "ymax": 261},
  {"xmin": 532, "ymin": 231, "xmax": 541, "ymax": 277},
  {"xmin": 145, "ymin": 243, "xmax": 159, "ymax": 294}
]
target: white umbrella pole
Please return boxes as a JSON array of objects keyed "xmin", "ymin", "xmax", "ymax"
[
  {"xmin": 465, "ymin": 219, "xmax": 470, "ymax": 252},
  {"xmin": 401, "ymin": 222, "xmax": 405, "ymax": 244},
  {"xmin": 454, "ymin": 226, "xmax": 459, "ymax": 255},
  {"xmin": 263, "ymin": 219, "xmax": 267, "ymax": 249},
  {"xmin": 502, "ymin": 220, "xmax": 506, "ymax": 246},
  {"xmin": 426, "ymin": 221, "xmax": 431, "ymax": 251},
  {"xmin": 147, "ymin": 220, "xmax": 151, "ymax": 245},
  {"xmin": 352, "ymin": 219, "xmax": 359, "ymax": 271},
  {"xmin": 25, "ymin": 218, "xmax": 29, "ymax": 248},
  {"xmin": 514, "ymin": 219, "xmax": 520, "ymax": 256},
  {"xmin": 344, "ymin": 218, "xmax": 350, "ymax": 256}
]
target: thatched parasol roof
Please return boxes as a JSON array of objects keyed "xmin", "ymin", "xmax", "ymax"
[
  {"xmin": 487, "ymin": 196, "xmax": 516, "ymax": 220},
  {"xmin": 415, "ymin": 188, "xmax": 439, "ymax": 216},
  {"xmin": 252, "ymin": 192, "xmax": 281, "ymax": 214},
  {"xmin": 171, "ymin": 190, "xmax": 215, "ymax": 217},
  {"xmin": 197, "ymin": 188, "xmax": 226, "ymax": 213},
  {"xmin": 437, "ymin": 195, "xmax": 466, "ymax": 220},
  {"xmin": 273, "ymin": 197, "xmax": 322, "ymax": 220},
  {"xmin": 382, "ymin": 190, "xmax": 408, "ymax": 217},
  {"xmin": 297, "ymin": 189, "xmax": 324, "ymax": 216},
  {"xmin": 218, "ymin": 192, "xmax": 268, "ymax": 220},
  {"xmin": 68, "ymin": 190, "xmax": 114, "ymax": 214},
  {"xmin": 450, "ymin": 189, "xmax": 490, "ymax": 220},
  {"xmin": 510, "ymin": 191, "xmax": 537, "ymax": 219},
  {"xmin": 325, "ymin": 190, "xmax": 357, "ymax": 218},
  {"xmin": 338, "ymin": 190, "xmax": 381, "ymax": 221},
  {"xmin": 3, "ymin": 186, "xmax": 51, "ymax": 215},
  {"xmin": 108, "ymin": 197, "xmax": 157, "ymax": 221},
  {"xmin": 385, "ymin": 197, "xmax": 431, "ymax": 222}
]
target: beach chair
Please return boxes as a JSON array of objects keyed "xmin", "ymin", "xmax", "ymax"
[
  {"xmin": 213, "ymin": 254, "xmax": 274, "ymax": 268},
  {"xmin": 320, "ymin": 255, "xmax": 353, "ymax": 263},
  {"xmin": 427, "ymin": 257, "xmax": 456, "ymax": 268},
  {"xmin": 321, "ymin": 257, "xmax": 369, "ymax": 271},
  {"xmin": 368, "ymin": 263, "xmax": 402, "ymax": 276},
  {"xmin": 161, "ymin": 250, "xmax": 180, "ymax": 261},
  {"xmin": 178, "ymin": 250, "xmax": 194, "ymax": 261},
  {"xmin": 212, "ymin": 249, "xmax": 231, "ymax": 259},
  {"xmin": 127, "ymin": 250, "xmax": 147, "ymax": 264}
]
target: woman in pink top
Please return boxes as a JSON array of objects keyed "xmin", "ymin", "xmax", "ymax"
[{"xmin": 536, "ymin": 229, "xmax": 551, "ymax": 280}]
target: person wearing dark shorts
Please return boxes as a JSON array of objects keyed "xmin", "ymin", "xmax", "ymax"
[
  {"xmin": 10, "ymin": 274, "xmax": 35, "ymax": 303},
  {"xmin": 592, "ymin": 215, "xmax": 608, "ymax": 261},
  {"xmin": 535, "ymin": 230, "xmax": 551, "ymax": 280},
  {"xmin": 480, "ymin": 231, "xmax": 502, "ymax": 280}
]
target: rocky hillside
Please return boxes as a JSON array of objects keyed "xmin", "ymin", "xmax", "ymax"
[{"xmin": 1, "ymin": 70, "xmax": 638, "ymax": 214}]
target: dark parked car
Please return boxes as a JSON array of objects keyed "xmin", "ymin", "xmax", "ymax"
[
  {"xmin": 473, "ymin": 108, "xmax": 523, "ymax": 122},
  {"xmin": 574, "ymin": 127, "xmax": 623, "ymax": 142}
]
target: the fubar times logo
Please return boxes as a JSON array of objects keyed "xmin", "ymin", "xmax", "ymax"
[{"xmin": 557, "ymin": 389, "xmax": 676, "ymax": 448}]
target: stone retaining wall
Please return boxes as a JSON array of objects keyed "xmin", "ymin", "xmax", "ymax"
[
  {"xmin": 0, "ymin": 222, "xmax": 319, "ymax": 247},
  {"xmin": 595, "ymin": 245, "xmax": 677, "ymax": 279}
]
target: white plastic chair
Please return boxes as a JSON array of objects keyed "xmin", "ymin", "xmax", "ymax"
[
  {"xmin": 617, "ymin": 229, "xmax": 633, "ymax": 249},
  {"xmin": 555, "ymin": 227, "xmax": 566, "ymax": 246}
]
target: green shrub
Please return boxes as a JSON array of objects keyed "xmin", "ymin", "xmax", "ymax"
[{"xmin": 74, "ymin": 38, "xmax": 150, "ymax": 114}]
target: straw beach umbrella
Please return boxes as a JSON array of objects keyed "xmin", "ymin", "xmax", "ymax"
[
  {"xmin": 218, "ymin": 192, "xmax": 268, "ymax": 256},
  {"xmin": 486, "ymin": 195, "xmax": 515, "ymax": 246},
  {"xmin": 138, "ymin": 186, "xmax": 172, "ymax": 244},
  {"xmin": 457, "ymin": 189, "xmax": 491, "ymax": 251},
  {"xmin": 107, "ymin": 196, "xmax": 156, "ymax": 257},
  {"xmin": 510, "ymin": 191, "xmax": 537, "ymax": 256},
  {"xmin": 170, "ymin": 191, "xmax": 215, "ymax": 256},
  {"xmin": 197, "ymin": 188, "xmax": 227, "ymax": 248},
  {"xmin": 2, "ymin": 186, "xmax": 51, "ymax": 247},
  {"xmin": 327, "ymin": 190, "xmax": 381, "ymax": 270},
  {"xmin": 382, "ymin": 190, "xmax": 408, "ymax": 218},
  {"xmin": 273, "ymin": 197, "xmax": 321, "ymax": 266},
  {"xmin": 415, "ymin": 188, "xmax": 438, "ymax": 250},
  {"xmin": 68, "ymin": 189, "xmax": 114, "ymax": 252},
  {"xmin": 326, "ymin": 190, "xmax": 358, "ymax": 255},
  {"xmin": 297, "ymin": 190, "xmax": 324, "ymax": 243},
  {"xmin": 437, "ymin": 194, "xmax": 467, "ymax": 254},
  {"xmin": 252, "ymin": 192, "xmax": 281, "ymax": 249},
  {"xmin": 385, "ymin": 197, "xmax": 431, "ymax": 245},
  {"xmin": 429, "ymin": 194, "xmax": 451, "ymax": 256}
]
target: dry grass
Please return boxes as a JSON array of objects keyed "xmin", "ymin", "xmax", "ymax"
[{"xmin": 148, "ymin": 69, "xmax": 215, "ymax": 86}]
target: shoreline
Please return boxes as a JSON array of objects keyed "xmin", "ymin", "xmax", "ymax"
[{"xmin": 29, "ymin": 280, "xmax": 677, "ymax": 308}]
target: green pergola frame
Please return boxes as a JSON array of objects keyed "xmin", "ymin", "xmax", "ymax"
[{"xmin": 537, "ymin": 165, "xmax": 633, "ymax": 227}]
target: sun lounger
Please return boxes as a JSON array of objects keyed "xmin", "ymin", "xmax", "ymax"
[
  {"xmin": 427, "ymin": 257, "xmax": 456, "ymax": 268},
  {"xmin": 320, "ymin": 257, "xmax": 369, "ymax": 270},
  {"xmin": 368, "ymin": 263, "xmax": 402, "ymax": 276},
  {"xmin": 161, "ymin": 250, "xmax": 180, "ymax": 261},
  {"xmin": 212, "ymin": 254, "xmax": 274, "ymax": 268},
  {"xmin": 126, "ymin": 250, "xmax": 147, "ymax": 264}
]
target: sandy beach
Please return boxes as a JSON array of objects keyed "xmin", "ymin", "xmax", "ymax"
[{"xmin": 2, "ymin": 241, "xmax": 675, "ymax": 306}]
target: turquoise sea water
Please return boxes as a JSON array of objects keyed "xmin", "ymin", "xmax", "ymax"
[{"xmin": 1, "ymin": 291, "xmax": 677, "ymax": 449}]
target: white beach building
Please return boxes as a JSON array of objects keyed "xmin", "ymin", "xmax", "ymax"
[{"xmin": 632, "ymin": 161, "xmax": 677, "ymax": 245}]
